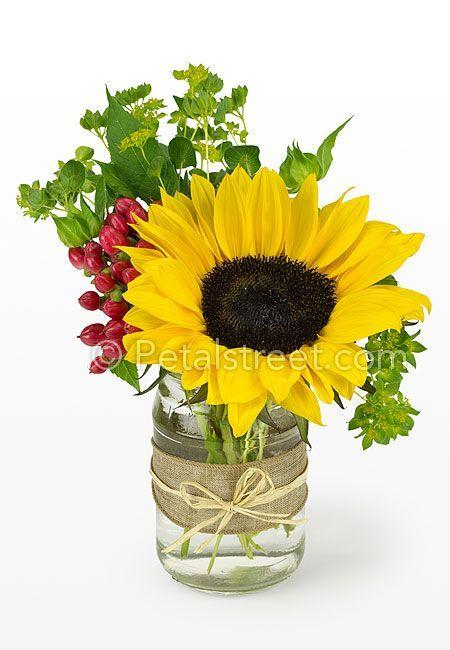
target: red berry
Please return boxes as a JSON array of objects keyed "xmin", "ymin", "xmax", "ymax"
[
  {"xmin": 99, "ymin": 226, "xmax": 128, "ymax": 255},
  {"xmin": 136, "ymin": 239, "xmax": 155, "ymax": 249},
  {"xmin": 78, "ymin": 323, "xmax": 105, "ymax": 346},
  {"xmin": 85, "ymin": 253, "xmax": 106, "ymax": 274},
  {"xmin": 124, "ymin": 323, "xmax": 141, "ymax": 334},
  {"xmin": 127, "ymin": 204, "xmax": 147, "ymax": 223},
  {"xmin": 115, "ymin": 197, "xmax": 137, "ymax": 217},
  {"xmin": 115, "ymin": 197, "xmax": 147, "ymax": 223},
  {"xmin": 101, "ymin": 338, "xmax": 126, "ymax": 361},
  {"xmin": 122, "ymin": 267, "xmax": 140, "ymax": 284},
  {"xmin": 105, "ymin": 212, "xmax": 129, "ymax": 235},
  {"xmin": 94, "ymin": 272, "xmax": 116, "ymax": 293},
  {"xmin": 85, "ymin": 241, "xmax": 103, "ymax": 256},
  {"xmin": 110, "ymin": 260, "xmax": 130, "ymax": 282},
  {"xmin": 68, "ymin": 247, "xmax": 85, "ymax": 270},
  {"xmin": 102, "ymin": 298, "xmax": 129, "ymax": 320},
  {"xmin": 104, "ymin": 319, "xmax": 127, "ymax": 339},
  {"xmin": 89, "ymin": 355, "xmax": 110, "ymax": 374},
  {"xmin": 84, "ymin": 241, "xmax": 105, "ymax": 273},
  {"xmin": 79, "ymin": 291, "xmax": 101, "ymax": 311}
]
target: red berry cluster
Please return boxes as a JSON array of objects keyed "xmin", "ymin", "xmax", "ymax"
[{"xmin": 69, "ymin": 197, "xmax": 153, "ymax": 374}]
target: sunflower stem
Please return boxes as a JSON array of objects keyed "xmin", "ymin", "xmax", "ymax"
[{"xmin": 207, "ymin": 534, "xmax": 223, "ymax": 573}]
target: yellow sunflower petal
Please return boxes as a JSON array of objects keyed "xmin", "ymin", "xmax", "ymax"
[
  {"xmin": 190, "ymin": 173, "xmax": 215, "ymax": 225},
  {"xmin": 213, "ymin": 173, "xmax": 250, "ymax": 258},
  {"xmin": 181, "ymin": 366, "xmax": 208, "ymax": 391},
  {"xmin": 132, "ymin": 217, "xmax": 212, "ymax": 278},
  {"xmin": 124, "ymin": 306, "xmax": 163, "ymax": 330},
  {"xmin": 185, "ymin": 334, "xmax": 223, "ymax": 370},
  {"xmin": 174, "ymin": 191, "xmax": 198, "ymax": 222},
  {"xmin": 216, "ymin": 348, "xmax": 265, "ymax": 403},
  {"xmin": 305, "ymin": 340, "xmax": 367, "ymax": 387},
  {"xmin": 190, "ymin": 174, "xmax": 222, "ymax": 259},
  {"xmin": 349, "ymin": 286, "xmax": 431, "ymax": 320},
  {"xmin": 317, "ymin": 188, "xmax": 354, "ymax": 229},
  {"xmin": 258, "ymin": 355, "xmax": 301, "ymax": 403},
  {"xmin": 303, "ymin": 366, "xmax": 334, "ymax": 403},
  {"xmin": 123, "ymin": 284, "xmax": 204, "ymax": 330},
  {"xmin": 123, "ymin": 330, "xmax": 153, "ymax": 364},
  {"xmin": 206, "ymin": 367, "xmax": 223, "ymax": 405},
  {"xmin": 323, "ymin": 221, "xmax": 396, "ymax": 277},
  {"xmin": 336, "ymin": 232, "xmax": 425, "ymax": 294},
  {"xmin": 148, "ymin": 205, "xmax": 215, "ymax": 272},
  {"xmin": 281, "ymin": 379, "xmax": 323, "ymax": 425},
  {"xmin": 320, "ymin": 291, "xmax": 401, "ymax": 343},
  {"xmin": 285, "ymin": 173, "xmax": 318, "ymax": 260},
  {"xmin": 246, "ymin": 168, "xmax": 289, "ymax": 256},
  {"xmin": 116, "ymin": 245, "xmax": 163, "ymax": 272},
  {"xmin": 307, "ymin": 195, "xmax": 369, "ymax": 268},
  {"xmin": 320, "ymin": 370, "xmax": 355, "ymax": 400},
  {"xmin": 143, "ymin": 258, "xmax": 202, "ymax": 313},
  {"xmin": 123, "ymin": 326, "xmax": 195, "ymax": 365},
  {"xmin": 228, "ymin": 393, "xmax": 268, "ymax": 438},
  {"xmin": 321, "ymin": 285, "xmax": 430, "ymax": 343},
  {"xmin": 160, "ymin": 188, "xmax": 197, "ymax": 228},
  {"xmin": 159, "ymin": 334, "xmax": 198, "ymax": 373},
  {"xmin": 231, "ymin": 166, "xmax": 252, "ymax": 195}
]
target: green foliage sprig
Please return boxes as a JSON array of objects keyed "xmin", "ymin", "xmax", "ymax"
[
  {"xmin": 349, "ymin": 325, "xmax": 427, "ymax": 449},
  {"xmin": 17, "ymin": 148, "xmax": 106, "ymax": 247},
  {"xmin": 169, "ymin": 64, "xmax": 253, "ymax": 176},
  {"xmin": 280, "ymin": 118, "xmax": 352, "ymax": 192}
]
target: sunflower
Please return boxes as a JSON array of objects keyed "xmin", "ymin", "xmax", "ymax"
[{"xmin": 121, "ymin": 168, "xmax": 430, "ymax": 436}]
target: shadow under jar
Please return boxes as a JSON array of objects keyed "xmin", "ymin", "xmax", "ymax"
[{"xmin": 152, "ymin": 373, "xmax": 307, "ymax": 594}]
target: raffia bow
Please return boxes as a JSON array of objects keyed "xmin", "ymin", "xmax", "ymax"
[{"xmin": 150, "ymin": 463, "xmax": 308, "ymax": 555}]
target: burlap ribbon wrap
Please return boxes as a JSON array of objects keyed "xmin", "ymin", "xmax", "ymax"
[{"xmin": 151, "ymin": 440, "xmax": 308, "ymax": 550}]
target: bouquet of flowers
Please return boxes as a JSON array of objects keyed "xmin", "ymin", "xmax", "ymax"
[{"xmin": 18, "ymin": 64, "xmax": 430, "ymax": 593}]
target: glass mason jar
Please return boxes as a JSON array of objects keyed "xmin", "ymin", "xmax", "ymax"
[{"xmin": 152, "ymin": 372, "xmax": 306, "ymax": 594}]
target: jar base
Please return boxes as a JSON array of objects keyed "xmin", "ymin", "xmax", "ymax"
[{"xmin": 157, "ymin": 540, "xmax": 305, "ymax": 594}]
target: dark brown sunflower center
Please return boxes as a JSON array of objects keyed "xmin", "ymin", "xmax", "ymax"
[{"xmin": 201, "ymin": 255, "xmax": 337, "ymax": 355}]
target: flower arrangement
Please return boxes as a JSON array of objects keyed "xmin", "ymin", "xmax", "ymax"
[{"xmin": 18, "ymin": 64, "xmax": 430, "ymax": 592}]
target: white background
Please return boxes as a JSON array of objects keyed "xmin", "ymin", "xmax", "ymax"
[{"xmin": 1, "ymin": 1, "xmax": 449, "ymax": 648}]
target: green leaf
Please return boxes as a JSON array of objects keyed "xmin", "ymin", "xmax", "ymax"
[
  {"xmin": 231, "ymin": 85, "xmax": 248, "ymax": 108},
  {"xmin": 293, "ymin": 414, "xmax": 311, "ymax": 448},
  {"xmin": 279, "ymin": 144, "xmax": 321, "ymax": 193},
  {"xmin": 94, "ymin": 176, "xmax": 106, "ymax": 220},
  {"xmin": 316, "ymin": 117, "xmax": 352, "ymax": 180},
  {"xmin": 75, "ymin": 146, "xmax": 94, "ymax": 162},
  {"xmin": 58, "ymin": 160, "xmax": 86, "ymax": 194},
  {"xmin": 360, "ymin": 378, "xmax": 376, "ymax": 394},
  {"xmin": 97, "ymin": 162, "xmax": 137, "ymax": 199},
  {"xmin": 52, "ymin": 216, "xmax": 90, "ymax": 247},
  {"xmin": 115, "ymin": 83, "xmax": 152, "ymax": 107},
  {"xmin": 135, "ymin": 367, "xmax": 168, "ymax": 396},
  {"xmin": 110, "ymin": 359, "xmax": 140, "ymax": 392},
  {"xmin": 80, "ymin": 109, "xmax": 107, "ymax": 135},
  {"xmin": 333, "ymin": 389, "xmax": 345, "ymax": 409},
  {"xmin": 80, "ymin": 197, "xmax": 102, "ymax": 238},
  {"xmin": 362, "ymin": 435, "xmax": 373, "ymax": 450},
  {"xmin": 224, "ymin": 145, "xmax": 261, "ymax": 176},
  {"xmin": 376, "ymin": 275, "xmax": 398, "ymax": 286},
  {"xmin": 147, "ymin": 155, "xmax": 165, "ymax": 178},
  {"xmin": 106, "ymin": 90, "xmax": 165, "ymax": 201},
  {"xmin": 178, "ymin": 384, "xmax": 208, "ymax": 409},
  {"xmin": 214, "ymin": 97, "xmax": 231, "ymax": 125},
  {"xmin": 257, "ymin": 405, "xmax": 280, "ymax": 430},
  {"xmin": 203, "ymin": 426, "xmax": 227, "ymax": 464},
  {"xmin": 168, "ymin": 136, "xmax": 196, "ymax": 169}
]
